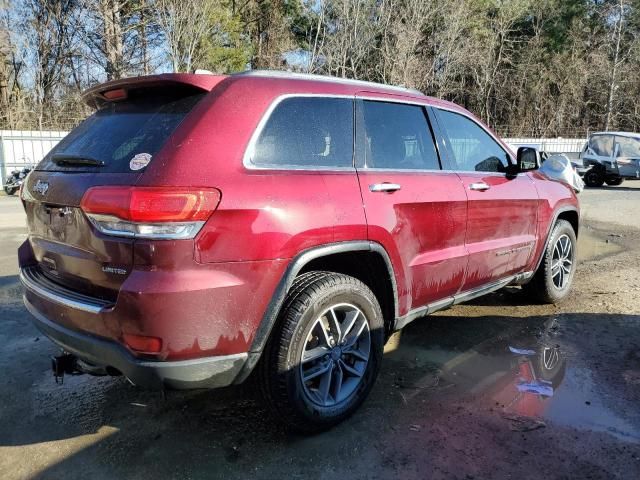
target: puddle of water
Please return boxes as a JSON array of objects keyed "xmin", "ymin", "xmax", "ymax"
[
  {"xmin": 542, "ymin": 366, "xmax": 640, "ymax": 443},
  {"xmin": 386, "ymin": 316, "xmax": 640, "ymax": 443},
  {"xmin": 578, "ymin": 229, "xmax": 622, "ymax": 261}
]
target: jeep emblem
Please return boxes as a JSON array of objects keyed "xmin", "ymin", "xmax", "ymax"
[{"xmin": 33, "ymin": 180, "xmax": 49, "ymax": 195}]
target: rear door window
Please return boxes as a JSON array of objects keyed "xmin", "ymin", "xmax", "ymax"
[
  {"xmin": 37, "ymin": 92, "xmax": 205, "ymax": 173},
  {"xmin": 615, "ymin": 136, "xmax": 640, "ymax": 158},
  {"xmin": 357, "ymin": 100, "xmax": 440, "ymax": 170},
  {"xmin": 249, "ymin": 97, "xmax": 353, "ymax": 168}
]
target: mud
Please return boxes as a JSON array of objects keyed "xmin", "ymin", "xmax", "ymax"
[{"xmin": 1, "ymin": 187, "xmax": 640, "ymax": 480}]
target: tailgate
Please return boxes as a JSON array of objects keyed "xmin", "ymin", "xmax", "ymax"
[
  {"xmin": 23, "ymin": 172, "xmax": 138, "ymax": 301},
  {"xmin": 21, "ymin": 86, "xmax": 208, "ymax": 302}
]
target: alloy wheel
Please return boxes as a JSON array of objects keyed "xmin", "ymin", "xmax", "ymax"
[
  {"xmin": 551, "ymin": 234, "xmax": 573, "ymax": 289},
  {"xmin": 299, "ymin": 303, "xmax": 371, "ymax": 407}
]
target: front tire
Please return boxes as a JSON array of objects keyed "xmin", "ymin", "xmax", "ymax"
[
  {"xmin": 3, "ymin": 185, "xmax": 17, "ymax": 196},
  {"xmin": 259, "ymin": 271, "xmax": 384, "ymax": 433},
  {"xmin": 524, "ymin": 219, "xmax": 577, "ymax": 304}
]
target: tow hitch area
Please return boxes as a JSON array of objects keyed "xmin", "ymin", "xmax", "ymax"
[{"xmin": 51, "ymin": 353, "xmax": 79, "ymax": 384}]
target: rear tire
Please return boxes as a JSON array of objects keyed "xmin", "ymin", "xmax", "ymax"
[
  {"xmin": 524, "ymin": 220, "xmax": 577, "ymax": 304},
  {"xmin": 584, "ymin": 170, "xmax": 604, "ymax": 187},
  {"xmin": 259, "ymin": 271, "xmax": 384, "ymax": 433},
  {"xmin": 605, "ymin": 177, "xmax": 624, "ymax": 186},
  {"xmin": 3, "ymin": 186, "xmax": 17, "ymax": 196}
]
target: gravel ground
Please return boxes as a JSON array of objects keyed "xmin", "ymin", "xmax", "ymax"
[{"xmin": 0, "ymin": 183, "xmax": 639, "ymax": 480}]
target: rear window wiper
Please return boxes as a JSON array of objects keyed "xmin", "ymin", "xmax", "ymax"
[{"xmin": 52, "ymin": 154, "xmax": 105, "ymax": 167}]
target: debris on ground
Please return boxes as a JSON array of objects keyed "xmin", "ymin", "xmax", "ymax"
[{"xmin": 503, "ymin": 413, "xmax": 547, "ymax": 432}]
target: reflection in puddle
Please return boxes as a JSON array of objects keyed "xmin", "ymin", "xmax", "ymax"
[{"xmin": 386, "ymin": 315, "xmax": 640, "ymax": 443}]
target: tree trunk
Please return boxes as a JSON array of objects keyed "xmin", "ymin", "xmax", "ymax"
[
  {"xmin": 605, "ymin": 0, "xmax": 624, "ymax": 131},
  {"xmin": 100, "ymin": 0, "xmax": 124, "ymax": 80}
]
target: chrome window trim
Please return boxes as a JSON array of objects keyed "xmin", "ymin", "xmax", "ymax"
[
  {"xmin": 355, "ymin": 96, "xmax": 443, "ymax": 172},
  {"xmin": 242, "ymin": 93, "xmax": 519, "ymax": 175},
  {"xmin": 357, "ymin": 167, "xmax": 524, "ymax": 177},
  {"xmin": 359, "ymin": 167, "xmax": 451, "ymax": 174},
  {"xmin": 242, "ymin": 93, "xmax": 357, "ymax": 172},
  {"xmin": 355, "ymin": 101, "xmax": 529, "ymax": 177}
]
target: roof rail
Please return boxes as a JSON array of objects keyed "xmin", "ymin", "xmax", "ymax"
[{"xmin": 234, "ymin": 70, "xmax": 424, "ymax": 96}]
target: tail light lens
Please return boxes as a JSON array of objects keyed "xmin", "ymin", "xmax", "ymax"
[{"xmin": 80, "ymin": 186, "xmax": 221, "ymax": 239}]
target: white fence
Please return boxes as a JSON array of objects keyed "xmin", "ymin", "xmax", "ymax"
[
  {"xmin": 0, "ymin": 130, "xmax": 589, "ymax": 187},
  {"xmin": 0, "ymin": 130, "xmax": 68, "ymax": 187},
  {"xmin": 504, "ymin": 137, "xmax": 587, "ymax": 160}
]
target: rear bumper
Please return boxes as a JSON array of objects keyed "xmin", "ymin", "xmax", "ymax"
[
  {"xmin": 23, "ymin": 295, "xmax": 248, "ymax": 389},
  {"xmin": 17, "ymin": 233, "xmax": 288, "ymax": 380}
]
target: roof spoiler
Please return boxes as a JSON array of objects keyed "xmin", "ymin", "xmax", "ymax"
[{"xmin": 82, "ymin": 73, "xmax": 227, "ymax": 108}]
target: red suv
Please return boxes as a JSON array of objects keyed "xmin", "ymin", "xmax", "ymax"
[{"xmin": 19, "ymin": 71, "xmax": 579, "ymax": 431}]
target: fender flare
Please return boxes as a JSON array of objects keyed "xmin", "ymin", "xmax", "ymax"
[
  {"xmin": 529, "ymin": 206, "xmax": 580, "ymax": 277},
  {"xmin": 233, "ymin": 240, "xmax": 397, "ymax": 383}
]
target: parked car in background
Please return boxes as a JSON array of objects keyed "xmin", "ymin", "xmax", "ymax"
[
  {"xmin": 3, "ymin": 167, "xmax": 31, "ymax": 195},
  {"xmin": 18, "ymin": 71, "xmax": 580, "ymax": 432},
  {"xmin": 580, "ymin": 131, "xmax": 640, "ymax": 187}
]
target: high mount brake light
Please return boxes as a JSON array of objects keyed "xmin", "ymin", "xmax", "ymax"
[
  {"xmin": 102, "ymin": 88, "xmax": 127, "ymax": 101},
  {"xmin": 80, "ymin": 186, "xmax": 221, "ymax": 240}
]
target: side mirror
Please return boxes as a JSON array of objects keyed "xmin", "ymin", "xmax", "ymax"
[{"xmin": 516, "ymin": 147, "xmax": 541, "ymax": 172}]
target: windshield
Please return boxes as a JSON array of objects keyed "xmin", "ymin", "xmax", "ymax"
[
  {"xmin": 588, "ymin": 135, "xmax": 614, "ymax": 156},
  {"xmin": 615, "ymin": 136, "xmax": 640, "ymax": 158},
  {"xmin": 37, "ymin": 92, "xmax": 205, "ymax": 173}
]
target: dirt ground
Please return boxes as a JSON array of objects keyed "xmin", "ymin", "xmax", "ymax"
[{"xmin": 1, "ymin": 184, "xmax": 639, "ymax": 480}]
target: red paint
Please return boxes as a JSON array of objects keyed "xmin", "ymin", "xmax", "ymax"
[
  {"xmin": 458, "ymin": 172, "xmax": 539, "ymax": 291},
  {"xmin": 20, "ymin": 73, "xmax": 579, "ymax": 362}
]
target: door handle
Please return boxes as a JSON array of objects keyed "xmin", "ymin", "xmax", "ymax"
[
  {"xmin": 370, "ymin": 183, "xmax": 402, "ymax": 193},
  {"xmin": 469, "ymin": 182, "xmax": 490, "ymax": 191}
]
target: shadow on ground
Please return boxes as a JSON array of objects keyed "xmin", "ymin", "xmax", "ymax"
[{"xmin": 2, "ymin": 277, "xmax": 639, "ymax": 480}]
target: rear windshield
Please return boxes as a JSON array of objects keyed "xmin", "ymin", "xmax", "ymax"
[{"xmin": 37, "ymin": 92, "xmax": 205, "ymax": 173}]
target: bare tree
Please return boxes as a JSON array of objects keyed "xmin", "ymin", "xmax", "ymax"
[
  {"xmin": 603, "ymin": 0, "xmax": 636, "ymax": 130},
  {"xmin": 152, "ymin": 0, "xmax": 215, "ymax": 72},
  {"xmin": 23, "ymin": 0, "xmax": 80, "ymax": 127},
  {"xmin": 99, "ymin": 0, "xmax": 125, "ymax": 79},
  {"xmin": 0, "ymin": 0, "xmax": 10, "ymax": 111}
]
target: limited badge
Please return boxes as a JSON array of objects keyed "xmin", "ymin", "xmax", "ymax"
[{"xmin": 129, "ymin": 153, "xmax": 152, "ymax": 171}]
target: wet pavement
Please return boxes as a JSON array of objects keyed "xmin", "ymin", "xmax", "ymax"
[{"xmin": 1, "ymin": 186, "xmax": 640, "ymax": 479}]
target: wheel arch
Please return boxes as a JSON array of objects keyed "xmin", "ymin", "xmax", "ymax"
[
  {"xmin": 234, "ymin": 241, "xmax": 398, "ymax": 383},
  {"xmin": 557, "ymin": 210, "xmax": 579, "ymax": 238},
  {"xmin": 530, "ymin": 206, "xmax": 580, "ymax": 277}
]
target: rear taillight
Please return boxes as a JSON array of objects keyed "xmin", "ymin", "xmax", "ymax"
[{"xmin": 80, "ymin": 186, "xmax": 221, "ymax": 240}]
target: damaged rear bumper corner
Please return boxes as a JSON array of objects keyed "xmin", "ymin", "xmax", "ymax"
[{"xmin": 22, "ymin": 295, "xmax": 248, "ymax": 390}]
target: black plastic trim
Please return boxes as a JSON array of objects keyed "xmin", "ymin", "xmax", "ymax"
[
  {"xmin": 233, "ymin": 241, "xmax": 398, "ymax": 384},
  {"xmin": 24, "ymin": 296, "xmax": 247, "ymax": 390},
  {"xmin": 529, "ymin": 206, "xmax": 580, "ymax": 277},
  {"xmin": 250, "ymin": 240, "xmax": 397, "ymax": 354}
]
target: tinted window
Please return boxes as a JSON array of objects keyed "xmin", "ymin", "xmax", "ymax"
[
  {"xmin": 436, "ymin": 109, "xmax": 508, "ymax": 173},
  {"xmin": 359, "ymin": 101, "xmax": 439, "ymax": 170},
  {"xmin": 38, "ymin": 92, "xmax": 205, "ymax": 173},
  {"xmin": 589, "ymin": 135, "xmax": 614, "ymax": 157},
  {"xmin": 251, "ymin": 97, "xmax": 353, "ymax": 168}
]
